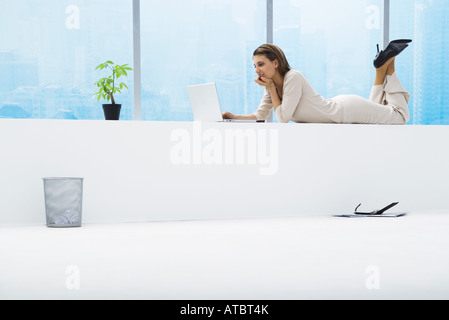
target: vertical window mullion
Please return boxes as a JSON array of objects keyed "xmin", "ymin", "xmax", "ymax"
[
  {"xmin": 267, "ymin": 0, "xmax": 274, "ymax": 122},
  {"xmin": 267, "ymin": 0, "xmax": 273, "ymax": 44},
  {"xmin": 133, "ymin": 0, "xmax": 142, "ymax": 120},
  {"xmin": 383, "ymin": 0, "xmax": 390, "ymax": 49}
]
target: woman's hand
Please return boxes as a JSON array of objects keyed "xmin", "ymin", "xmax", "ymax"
[
  {"xmin": 222, "ymin": 111, "xmax": 235, "ymax": 119},
  {"xmin": 254, "ymin": 76, "xmax": 275, "ymax": 89},
  {"xmin": 222, "ymin": 112, "xmax": 258, "ymax": 121}
]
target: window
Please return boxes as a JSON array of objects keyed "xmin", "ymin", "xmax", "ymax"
[
  {"xmin": 1, "ymin": 0, "xmax": 448, "ymax": 124},
  {"xmin": 0, "ymin": 0, "xmax": 133, "ymax": 120},
  {"xmin": 140, "ymin": 0, "xmax": 266, "ymax": 121},
  {"xmin": 274, "ymin": 0, "xmax": 383, "ymax": 106},
  {"xmin": 391, "ymin": 0, "xmax": 449, "ymax": 125}
]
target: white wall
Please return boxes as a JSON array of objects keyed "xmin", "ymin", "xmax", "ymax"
[{"xmin": 1, "ymin": 119, "xmax": 448, "ymax": 225}]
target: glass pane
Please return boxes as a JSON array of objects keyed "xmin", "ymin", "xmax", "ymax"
[
  {"xmin": 391, "ymin": 0, "xmax": 449, "ymax": 125},
  {"xmin": 140, "ymin": 0, "xmax": 266, "ymax": 121},
  {"xmin": 0, "ymin": 0, "xmax": 133, "ymax": 120},
  {"xmin": 274, "ymin": 0, "xmax": 383, "ymax": 120}
]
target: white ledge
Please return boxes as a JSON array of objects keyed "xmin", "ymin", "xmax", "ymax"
[{"xmin": 1, "ymin": 119, "xmax": 448, "ymax": 225}]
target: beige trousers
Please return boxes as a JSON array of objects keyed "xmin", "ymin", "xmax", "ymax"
[{"xmin": 339, "ymin": 72, "xmax": 411, "ymax": 125}]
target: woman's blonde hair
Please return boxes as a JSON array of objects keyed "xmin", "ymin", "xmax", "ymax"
[{"xmin": 253, "ymin": 44, "xmax": 291, "ymax": 77}]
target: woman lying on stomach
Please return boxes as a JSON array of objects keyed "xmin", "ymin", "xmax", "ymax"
[{"xmin": 222, "ymin": 42, "xmax": 412, "ymax": 124}]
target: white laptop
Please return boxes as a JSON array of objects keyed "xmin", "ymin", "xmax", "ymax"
[{"xmin": 187, "ymin": 83, "xmax": 265, "ymax": 123}]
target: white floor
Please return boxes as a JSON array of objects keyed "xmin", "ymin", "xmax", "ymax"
[{"xmin": 1, "ymin": 211, "xmax": 449, "ymax": 300}]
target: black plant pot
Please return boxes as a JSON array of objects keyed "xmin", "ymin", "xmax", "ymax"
[{"xmin": 102, "ymin": 104, "xmax": 121, "ymax": 120}]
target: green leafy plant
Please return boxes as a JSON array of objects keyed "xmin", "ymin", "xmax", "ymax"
[{"xmin": 94, "ymin": 61, "xmax": 133, "ymax": 104}]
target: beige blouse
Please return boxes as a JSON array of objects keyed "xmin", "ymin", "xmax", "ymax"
[{"xmin": 253, "ymin": 70, "xmax": 344, "ymax": 123}]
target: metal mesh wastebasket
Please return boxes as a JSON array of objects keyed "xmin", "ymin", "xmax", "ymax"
[{"xmin": 43, "ymin": 177, "xmax": 84, "ymax": 228}]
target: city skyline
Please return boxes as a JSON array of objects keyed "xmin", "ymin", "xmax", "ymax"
[{"xmin": 0, "ymin": 0, "xmax": 447, "ymax": 125}]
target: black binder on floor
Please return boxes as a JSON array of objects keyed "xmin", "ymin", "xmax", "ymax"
[{"xmin": 335, "ymin": 202, "xmax": 407, "ymax": 218}]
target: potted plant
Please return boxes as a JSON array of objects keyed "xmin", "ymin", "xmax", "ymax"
[{"xmin": 94, "ymin": 61, "xmax": 133, "ymax": 120}]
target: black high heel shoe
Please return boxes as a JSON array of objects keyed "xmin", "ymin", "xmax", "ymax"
[{"xmin": 373, "ymin": 39, "xmax": 412, "ymax": 68}]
